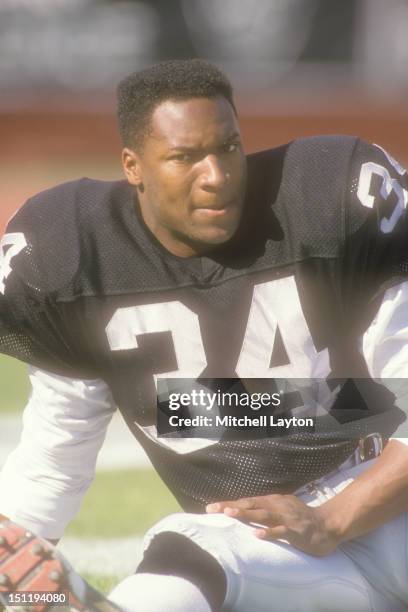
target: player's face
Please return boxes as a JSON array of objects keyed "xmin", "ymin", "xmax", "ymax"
[{"xmin": 123, "ymin": 96, "xmax": 246, "ymax": 257}]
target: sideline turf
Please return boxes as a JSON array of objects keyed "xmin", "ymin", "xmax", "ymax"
[
  {"xmin": 0, "ymin": 355, "xmax": 30, "ymax": 413},
  {"xmin": 65, "ymin": 469, "xmax": 180, "ymax": 538}
]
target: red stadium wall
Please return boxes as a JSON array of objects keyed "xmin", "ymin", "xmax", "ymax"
[{"xmin": 1, "ymin": 103, "xmax": 408, "ymax": 233}]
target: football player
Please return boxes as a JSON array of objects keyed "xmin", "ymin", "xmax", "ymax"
[{"xmin": 1, "ymin": 59, "xmax": 408, "ymax": 611}]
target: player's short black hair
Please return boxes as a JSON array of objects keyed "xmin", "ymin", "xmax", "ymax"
[{"xmin": 117, "ymin": 59, "xmax": 237, "ymax": 148}]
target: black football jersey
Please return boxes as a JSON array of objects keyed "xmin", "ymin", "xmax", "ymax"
[{"xmin": 1, "ymin": 135, "xmax": 407, "ymax": 509}]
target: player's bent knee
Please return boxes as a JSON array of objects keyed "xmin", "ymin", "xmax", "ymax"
[{"xmin": 137, "ymin": 531, "xmax": 227, "ymax": 611}]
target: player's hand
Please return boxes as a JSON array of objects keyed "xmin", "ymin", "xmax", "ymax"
[{"xmin": 206, "ymin": 494, "xmax": 339, "ymax": 556}]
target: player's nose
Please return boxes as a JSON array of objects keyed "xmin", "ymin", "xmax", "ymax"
[{"xmin": 198, "ymin": 154, "xmax": 229, "ymax": 192}]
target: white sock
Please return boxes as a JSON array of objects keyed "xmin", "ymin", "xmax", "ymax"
[{"xmin": 108, "ymin": 572, "xmax": 212, "ymax": 612}]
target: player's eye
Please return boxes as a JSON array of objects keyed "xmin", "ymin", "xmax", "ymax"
[
  {"xmin": 170, "ymin": 152, "xmax": 193, "ymax": 163},
  {"xmin": 222, "ymin": 142, "xmax": 239, "ymax": 154}
]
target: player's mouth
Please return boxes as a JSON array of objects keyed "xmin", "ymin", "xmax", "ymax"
[
  {"xmin": 193, "ymin": 199, "xmax": 239, "ymax": 217},
  {"xmin": 196, "ymin": 207, "xmax": 229, "ymax": 217}
]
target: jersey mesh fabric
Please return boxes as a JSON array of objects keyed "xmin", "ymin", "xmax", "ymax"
[{"xmin": 133, "ymin": 432, "xmax": 358, "ymax": 509}]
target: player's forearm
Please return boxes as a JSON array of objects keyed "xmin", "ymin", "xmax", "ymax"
[{"xmin": 316, "ymin": 440, "xmax": 408, "ymax": 543}]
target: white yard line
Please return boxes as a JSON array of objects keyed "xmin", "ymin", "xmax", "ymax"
[
  {"xmin": 0, "ymin": 412, "xmax": 152, "ymax": 471},
  {"xmin": 59, "ymin": 536, "xmax": 144, "ymax": 577}
]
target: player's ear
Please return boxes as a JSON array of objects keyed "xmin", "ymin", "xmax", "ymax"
[{"xmin": 122, "ymin": 148, "xmax": 143, "ymax": 188}]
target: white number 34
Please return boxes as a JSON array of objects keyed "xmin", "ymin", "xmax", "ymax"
[
  {"xmin": 0, "ymin": 232, "xmax": 27, "ymax": 295},
  {"xmin": 106, "ymin": 277, "xmax": 330, "ymax": 453}
]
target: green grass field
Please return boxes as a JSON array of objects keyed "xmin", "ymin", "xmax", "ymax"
[
  {"xmin": 0, "ymin": 355, "xmax": 30, "ymax": 413},
  {"xmin": 66, "ymin": 469, "xmax": 180, "ymax": 539}
]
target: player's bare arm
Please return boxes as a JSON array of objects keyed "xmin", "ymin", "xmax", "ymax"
[
  {"xmin": 207, "ymin": 439, "xmax": 408, "ymax": 556},
  {"xmin": 316, "ymin": 439, "xmax": 408, "ymax": 544}
]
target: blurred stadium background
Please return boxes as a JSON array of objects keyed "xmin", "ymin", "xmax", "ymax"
[{"xmin": 1, "ymin": 0, "xmax": 408, "ymax": 592}]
